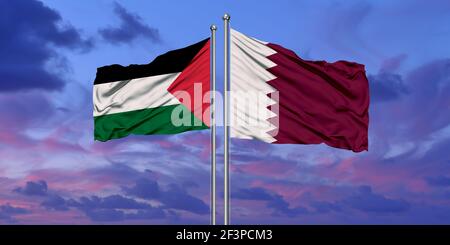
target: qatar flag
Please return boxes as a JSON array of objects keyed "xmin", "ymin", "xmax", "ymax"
[{"xmin": 230, "ymin": 29, "xmax": 369, "ymax": 152}]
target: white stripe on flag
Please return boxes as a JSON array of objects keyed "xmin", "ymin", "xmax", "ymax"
[
  {"xmin": 230, "ymin": 29, "xmax": 278, "ymax": 143},
  {"xmin": 93, "ymin": 72, "xmax": 181, "ymax": 117}
]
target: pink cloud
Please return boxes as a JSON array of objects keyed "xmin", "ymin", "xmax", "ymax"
[
  {"xmin": 23, "ymin": 169, "xmax": 120, "ymax": 195},
  {"xmin": 316, "ymin": 155, "xmax": 430, "ymax": 194},
  {"xmin": 233, "ymin": 160, "xmax": 296, "ymax": 178}
]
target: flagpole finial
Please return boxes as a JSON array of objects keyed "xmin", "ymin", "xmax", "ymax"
[
  {"xmin": 223, "ymin": 13, "xmax": 230, "ymax": 21},
  {"xmin": 210, "ymin": 25, "xmax": 217, "ymax": 31}
]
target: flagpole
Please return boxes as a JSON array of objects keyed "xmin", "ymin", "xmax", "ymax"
[
  {"xmin": 223, "ymin": 13, "xmax": 231, "ymax": 225},
  {"xmin": 210, "ymin": 24, "xmax": 217, "ymax": 226}
]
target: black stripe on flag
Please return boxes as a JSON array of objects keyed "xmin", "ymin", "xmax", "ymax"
[{"xmin": 94, "ymin": 38, "xmax": 209, "ymax": 85}]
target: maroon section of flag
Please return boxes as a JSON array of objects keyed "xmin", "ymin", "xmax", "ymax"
[{"xmin": 266, "ymin": 43, "xmax": 369, "ymax": 152}]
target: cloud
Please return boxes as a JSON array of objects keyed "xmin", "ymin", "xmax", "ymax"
[
  {"xmin": 233, "ymin": 187, "xmax": 309, "ymax": 217},
  {"xmin": 233, "ymin": 187, "xmax": 274, "ymax": 201},
  {"xmin": 0, "ymin": 0, "xmax": 93, "ymax": 92},
  {"xmin": 85, "ymin": 209, "xmax": 125, "ymax": 222},
  {"xmin": 310, "ymin": 201, "xmax": 342, "ymax": 213},
  {"xmin": 99, "ymin": 2, "xmax": 160, "ymax": 45},
  {"xmin": 234, "ymin": 160, "xmax": 296, "ymax": 177},
  {"xmin": 0, "ymin": 93, "xmax": 55, "ymax": 130},
  {"xmin": 380, "ymin": 54, "xmax": 408, "ymax": 72},
  {"xmin": 160, "ymin": 185, "xmax": 209, "ymax": 215},
  {"xmin": 14, "ymin": 180, "xmax": 162, "ymax": 221},
  {"xmin": 0, "ymin": 204, "xmax": 29, "ymax": 215},
  {"xmin": 14, "ymin": 180, "xmax": 48, "ymax": 196},
  {"xmin": 0, "ymin": 204, "xmax": 30, "ymax": 222},
  {"xmin": 315, "ymin": 2, "xmax": 373, "ymax": 57},
  {"xmin": 72, "ymin": 195, "xmax": 150, "ymax": 210},
  {"xmin": 365, "ymin": 57, "xmax": 450, "ymax": 148},
  {"xmin": 231, "ymin": 138, "xmax": 271, "ymax": 155},
  {"xmin": 235, "ymin": 182, "xmax": 411, "ymax": 219},
  {"xmin": 41, "ymin": 193, "xmax": 166, "ymax": 222},
  {"xmin": 343, "ymin": 186, "xmax": 410, "ymax": 214},
  {"xmin": 403, "ymin": 59, "xmax": 450, "ymax": 138},
  {"xmin": 369, "ymin": 72, "xmax": 409, "ymax": 102},
  {"xmin": 16, "ymin": 178, "xmax": 205, "ymax": 222},
  {"xmin": 69, "ymin": 195, "xmax": 166, "ymax": 222},
  {"xmin": 123, "ymin": 178, "xmax": 161, "ymax": 199},
  {"xmin": 425, "ymin": 176, "xmax": 450, "ymax": 187},
  {"xmin": 124, "ymin": 178, "xmax": 208, "ymax": 215},
  {"xmin": 267, "ymin": 194, "xmax": 309, "ymax": 217},
  {"xmin": 41, "ymin": 194, "xmax": 68, "ymax": 211},
  {"xmin": 126, "ymin": 208, "xmax": 166, "ymax": 220},
  {"xmin": 81, "ymin": 162, "xmax": 150, "ymax": 187}
]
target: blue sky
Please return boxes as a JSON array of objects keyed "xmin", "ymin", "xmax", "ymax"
[{"xmin": 0, "ymin": 0, "xmax": 450, "ymax": 224}]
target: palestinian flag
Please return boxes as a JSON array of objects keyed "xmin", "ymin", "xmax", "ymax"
[
  {"xmin": 230, "ymin": 29, "xmax": 369, "ymax": 152},
  {"xmin": 94, "ymin": 38, "xmax": 210, "ymax": 141}
]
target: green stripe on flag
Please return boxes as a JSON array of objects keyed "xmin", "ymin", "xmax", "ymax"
[{"xmin": 94, "ymin": 104, "xmax": 208, "ymax": 141}]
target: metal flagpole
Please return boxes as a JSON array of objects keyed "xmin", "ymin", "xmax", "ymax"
[
  {"xmin": 223, "ymin": 13, "xmax": 231, "ymax": 225},
  {"xmin": 210, "ymin": 24, "xmax": 217, "ymax": 226}
]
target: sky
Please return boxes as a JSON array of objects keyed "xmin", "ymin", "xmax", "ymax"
[{"xmin": 0, "ymin": 0, "xmax": 450, "ymax": 224}]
